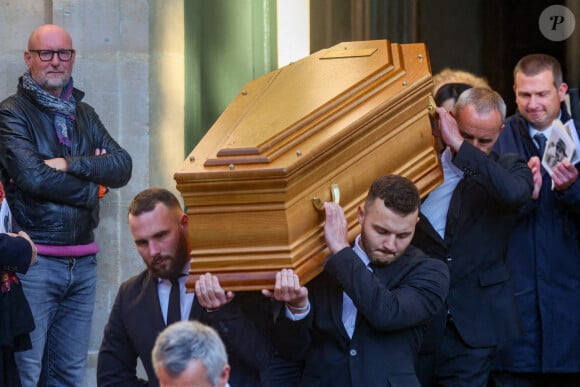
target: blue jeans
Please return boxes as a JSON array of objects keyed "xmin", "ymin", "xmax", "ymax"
[{"xmin": 15, "ymin": 255, "xmax": 97, "ymax": 387}]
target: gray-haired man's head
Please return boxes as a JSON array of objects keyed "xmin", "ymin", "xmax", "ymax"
[{"xmin": 152, "ymin": 320, "xmax": 230, "ymax": 387}]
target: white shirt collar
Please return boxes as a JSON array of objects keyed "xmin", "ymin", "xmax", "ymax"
[{"xmin": 353, "ymin": 234, "xmax": 372, "ymax": 270}]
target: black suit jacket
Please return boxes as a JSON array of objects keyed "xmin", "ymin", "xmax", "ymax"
[
  {"xmin": 97, "ymin": 269, "xmax": 273, "ymax": 387},
  {"xmin": 273, "ymin": 244, "xmax": 449, "ymax": 387},
  {"xmin": 412, "ymin": 142, "xmax": 533, "ymax": 348}
]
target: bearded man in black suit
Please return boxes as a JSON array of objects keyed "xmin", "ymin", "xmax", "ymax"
[{"xmin": 97, "ymin": 188, "xmax": 273, "ymax": 387}]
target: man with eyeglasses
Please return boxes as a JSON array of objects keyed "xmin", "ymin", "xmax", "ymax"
[{"xmin": 0, "ymin": 24, "xmax": 132, "ymax": 386}]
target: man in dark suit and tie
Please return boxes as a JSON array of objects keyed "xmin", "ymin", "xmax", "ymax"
[
  {"xmin": 491, "ymin": 54, "xmax": 580, "ymax": 387},
  {"xmin": 97, "ymin": 188, "xmax": 273, "ymax": 387},
  {"xmin": 270, "ymin": 174, "xmax": 450, "ymax": 387},
  {"xmin": 412, "ymin": 87, "xmax": 534, "ymax": 386}
]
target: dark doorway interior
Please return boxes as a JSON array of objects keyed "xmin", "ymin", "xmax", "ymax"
[
  {"xmin": 310, "ymin": 0, "xmax": 574, "ymax": 115},
  {"xmin": 420, "ymin": 0, "xmax": 569, "ymax": 115},
  {"xmin": 481, "ymin": 0, "xmax": 568, "ymax": 115}
]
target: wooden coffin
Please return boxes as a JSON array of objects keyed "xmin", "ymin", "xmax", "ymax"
[{"xmin": 175, "ymin": 40, "xmax": 442, "ymax": 292}]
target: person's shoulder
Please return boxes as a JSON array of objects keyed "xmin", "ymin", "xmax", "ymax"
[
  {"xmin": 73, "ymin": 88, "xmax": 101, "ymax": 113},
  {"xmin": 0, "ymin": 93, "xmax": 17, "ymax": 104},
  {"xmin": 495, "ymin": 113, "xmax": 529, "ymax": 153},
  {"xmin": 502, "ymin": 112, "xmax": 527, "ymax": 132},
  {"xmin": 493, "ymin": 151, "xmax": 528, "ymax": 165},
  {"xmin": 75, "ymin": 100, "xmax": 97, "ymax": 114},
  {"xmin": 119, "ymin": 269, "xmax": 151, "ymax": 291},
  {"xmin": 405, "ymin": 244, "xmax": 434, "ymax": 260},
  {"xmin": 405, "ymin": 245, "xmax": 448, "ymax": 271},
  {"xmin": 72, "ymin": 87, "xmax": 85, "ymax": 100},
  {"xmin": 0, "ymin": 93, "xmax": 25, "ymax": 112},
  {"xmin": 400, "ymin": 249, "xmax": 450, "ymax": 294}
]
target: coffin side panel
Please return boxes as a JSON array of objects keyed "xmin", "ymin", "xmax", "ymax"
[{"xmin": 176, "ymin": 40, "xmax": 442, "ymax": 291}]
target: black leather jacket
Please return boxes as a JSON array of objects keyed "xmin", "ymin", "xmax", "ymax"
[{"xmin": 0, "ymin": 80, "xmax": 132, "ymax": 245}]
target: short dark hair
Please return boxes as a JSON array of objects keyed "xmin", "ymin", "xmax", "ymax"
[
  {"xmin": 514, "ymin": 54, "xmax": 563, "ymax": 87},
  {"xmin": 365, "ymin": 174, "xmax": 420, "ymax": 216},
  {"xmin": 434, "ymin": 82, "xmax": 472, "ymax": 107},
  {"xmin": 128, "ymin": 187, "xmax": 182, "ymax": 217}
]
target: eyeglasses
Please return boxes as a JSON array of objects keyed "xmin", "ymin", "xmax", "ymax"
[{"xmin": 28, "ymin": 49, "xmax": 75, "ymax": 62}]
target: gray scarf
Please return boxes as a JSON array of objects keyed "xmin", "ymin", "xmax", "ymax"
[{"xmin": 21, "ymin": 72, "xmax": 76, "ymax": 147}]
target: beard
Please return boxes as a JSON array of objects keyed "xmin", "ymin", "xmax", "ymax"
[
  {"xmin": 360, "ymin": 230, "xmax": 399, "ymax": 267},
  {"xmin": 147, "ymin": 233, "xmax": 190, "ymax": 279},
  {"xmin": 34, "ymin": 71, "xmax": 71, "ymax": 92}
]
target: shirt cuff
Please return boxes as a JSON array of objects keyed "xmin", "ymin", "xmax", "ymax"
[{"xmin": 285, "ymin": 302, "xmax": 311, "ymax": 321}]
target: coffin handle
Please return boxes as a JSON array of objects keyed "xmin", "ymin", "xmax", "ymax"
[
  {"xmin": 312, "ymin": 184, "xmax": 340, "ymax": 211},
  {"xmin": 330, "ymin": 184, "xmax": 340, "ymax": 204},
  {"xmin": 427, "ymin": 95, "xmax": 437, "ymax": 118}
]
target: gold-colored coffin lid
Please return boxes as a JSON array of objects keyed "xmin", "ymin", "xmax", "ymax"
[{"xmin": 175, "ymin": 40, "xmax": 442, "ymax": 291}]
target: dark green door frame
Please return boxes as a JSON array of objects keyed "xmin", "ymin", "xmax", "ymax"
[{"xmin": 184, "ymin": 0, "xmax": 277, "ymax": 154}]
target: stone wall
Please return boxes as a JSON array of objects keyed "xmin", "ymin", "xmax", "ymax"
[{"xmin": 0, "ymin": 1, "xmax": 184, "ymax": 385}]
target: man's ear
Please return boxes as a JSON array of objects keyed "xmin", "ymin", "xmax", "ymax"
[
  {"xmin": 179, "ymin": 214, "xmax": 189, "ymax": 235},
  {"xmin": 23, "ymin": 51, "xmax": 32, "ymax": 68},
  {"xmin": 357, "ymin": 205, "xmax": 365, "ymax": 226},
  {"xmin": 558, "ymin": 82, "xmax": 569, "ymax": 102},
  {"xmin": 218, "ymin": 364, "xmax": 231, "ymax": 387}
]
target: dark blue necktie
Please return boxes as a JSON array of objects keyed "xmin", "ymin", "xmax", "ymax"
[{"xmin": 534, "ymin": 132, "xmax": 547, "ymax": 158}]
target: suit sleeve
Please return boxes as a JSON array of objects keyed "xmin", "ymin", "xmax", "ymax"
[
  {"xmin": 325, "ymin": 247, "xmax": 450, "ymax": 331},
  {"xmin": 271, "ymin": 299, "xmax": 313, "ymax": 362},
  {"xmin": 554, "ymin": 167, "xmax": 580, "ymax": 216},
  {"xmin": 452, "ymin": 142, "xmax": 533, "ymax": 209},
  {"xmin": 97, "ymin": 284, "xmax": 148, "ymax": 387},
  {"xmin": 200, "ymin": 291, "xmax": 274, "ymax": 372}
]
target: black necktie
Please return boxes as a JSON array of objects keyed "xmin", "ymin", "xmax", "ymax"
[
  {"xmin": 534, "ymin": 132, "xmax": 547, "ymax": 158},
  {"xmin": 166, "ymin": 278, "xmax": 181, "ymax": 326}
]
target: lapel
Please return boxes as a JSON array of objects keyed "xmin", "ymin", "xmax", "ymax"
[
  {"xmin": 444, "ymin": 177, "xmax": 469, "ymax": 246},
  {"xmin": 514, "ymin": 115, "xmax": 538, "ymax": 160},
  {"xmin": 568, "ymin": 92, "xmax": 580, "ymax": 141},
  {"xmin": 190, "ymin": 297, "xmax": 204, "ymax": 320},
  {"xmin": 335, "ymin": 287, "xmax": 352, "ymax": 342},
  {"xmin": 145, "ymin": 272, "xmax": 203, "ymax": 328},
  {"xmin": 142, "ymin": 272, "xmax": 167, "ymax": 331},
  {"xmin": 415, "ymin": 214, "xmax": 447, "ymax": 259},
  {"xmin": 323, "ymin": 274, "xmax": 352, "ymax": 342}
]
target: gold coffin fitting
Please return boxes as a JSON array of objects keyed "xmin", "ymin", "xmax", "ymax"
[{"xmin": 312, "ymin": 184, "xmax": 340, "ymax": 211}]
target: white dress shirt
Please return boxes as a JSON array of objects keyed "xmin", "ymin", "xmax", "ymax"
[
  {"xmin": 341, "ymin": 234, "xmax": 373, "ymax": 338},
  {"xmin": 157, "ymin": 264, "xmax": 195, "ymax": 324},
  {"xmin": 421, "ymin": 147, "xmax": 464, "ymax": 238}
]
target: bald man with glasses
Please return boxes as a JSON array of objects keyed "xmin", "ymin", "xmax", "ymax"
[
  {"xmin": 0, "ymin": 24, "xmax": 132, "ymax": 386},
  {"xmin": 27, "ymin": 48, "xmax": 76, "ymax": 62}
]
